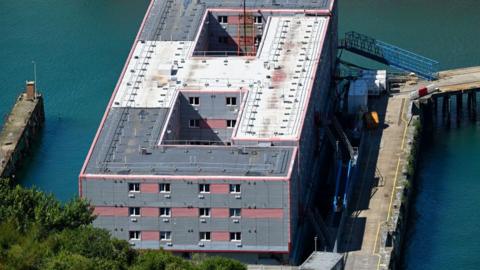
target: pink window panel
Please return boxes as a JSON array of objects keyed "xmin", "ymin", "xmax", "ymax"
[
  {"xmin": 210, "ymin": 184, "xmax": 229, "ymax": 194},
  {"xmin": 227, "ymin": 16, "xmax": 239, "ymax": 24},
  {"xmin": 172, "ymin": 207, "xmax": 197, "ymax": 217},
  {"xmin": 142, "ymin": 231, "xmax": 160, "ymax": 241},
  {"xmin": 243, "ymin": 208, "xmax": 283, "ymax": 218},
  {"xmin": 228, "ymin": 16, "xmax": 253, "ymax": 24},
  {"xmin": 211, "ymin": 208, "xmax": 229, "ymax": 218},
  {"xmin": 212, "ymin": 231, "xmax": 230, "ymax": 241},
  {"xmin": 93, "ymin": 206, "xmax": 128, "ymax": 216},
  {"xmin": 140, "ymin": 183, "xmax": 158, "ymax": 193},
  {"xmin": 142, "ymin": 207, "xmax": 159, "ymax": 217},
  {"xmin": 200, "ymin": 119, "xmax": 226, "ymax": 129}
]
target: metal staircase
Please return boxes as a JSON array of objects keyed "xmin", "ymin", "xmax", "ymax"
[{"xmin": 339, "ymin": 31, "xmax": 439, "ymax": 80}]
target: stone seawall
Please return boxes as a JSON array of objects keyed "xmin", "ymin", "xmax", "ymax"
[{"xmin": 0, "ymin": 92, "xmax": 44, "ymax": 178}]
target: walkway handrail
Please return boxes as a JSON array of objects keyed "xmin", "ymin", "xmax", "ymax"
[{"xmin": 339, "ymin": 31, "xmax": 439, "ymax": 80}]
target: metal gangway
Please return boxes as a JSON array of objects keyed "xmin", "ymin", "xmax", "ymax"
[{"xmin": 339, "ymin": 31, "xmax": 439, "ymax": 80}]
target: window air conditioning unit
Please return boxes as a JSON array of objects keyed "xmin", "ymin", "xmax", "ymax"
[
  {"xmin": 233, "ymin": 219, "xmax": 240, "ymax": 223},
  {"xmin": 200, "ymin": 218, "xmax": 206, "ymax": 223},
  {"xmin": 130, "ymin": 218, "xmax": 138, "ymax": 222}
]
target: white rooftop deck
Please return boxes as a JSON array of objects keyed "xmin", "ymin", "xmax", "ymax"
[
  {"xmin": 112, "ymin": 15, "xmax": 327, "ymax": 140},
  {"xmin": 237, "ymin": 16, "xmax": 327, "ymax": 139}
]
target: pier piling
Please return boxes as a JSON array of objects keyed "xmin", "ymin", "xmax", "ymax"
[
  {"xmin": 467, "ymin": 92, "xmax": 477, "ymax": 120},
  {"xmin": 442, "ymin": 96, "xmax": 451, "ymax": 125},
  {"xmin": 423, "ymin": 99, "xmax": 434, "ymax": 128},
  {"xmin": 456, "ymin": 93, "xmax": 463, "ymax": 120}
]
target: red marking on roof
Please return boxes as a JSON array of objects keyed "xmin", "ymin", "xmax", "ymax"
[{"xmin": 272, "ymin": 69, "xmax": 287, "ymax": 84}]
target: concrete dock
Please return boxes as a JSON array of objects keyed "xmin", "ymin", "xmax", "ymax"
[
  {"xmin": 341, "ymin": 90, "xmax": 411, "ymax": 270},
  {"xmin": 340, "ymin": 66, "xmax": 480, "ymax": 269},
  {"xmin": 0, "ymin": 81, "xmax": 44, "ymax": 178},
  {"xmin": 399, "ymin": 66, "xmax": 480, "ymax": 95}
]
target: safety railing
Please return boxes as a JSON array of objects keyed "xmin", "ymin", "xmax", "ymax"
[{"xmin": 339, "ymin": 31, "xmax": 439, "ymax": 80}]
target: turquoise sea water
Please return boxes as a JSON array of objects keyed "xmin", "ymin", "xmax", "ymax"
[
  {"xmin": 0, "ymin": 0, "xmax": 149, "ymax": 201},
  {"xmin": 404, "ymin": 125, "xmax": 480, "ymax": 269},
  {"xmin": 1, "ymin": 0, "xmax": 479, "ymax": 268}
]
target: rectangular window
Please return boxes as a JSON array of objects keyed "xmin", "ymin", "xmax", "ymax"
[
  {"xmin": 160, "ymin": 207, "xmax": 171, "ymax": 217},
  {"xmin": 199, "ymin": 184, "xmax": 210, "ymax": 193},
  {"xmin": 226, "ymin": 120, "xmax": 236, "ymax": 128},
  {"xmin": 230, "ymin": 208, "xmax": 241, "ymax": 218},
  {"xmin": 230, "ymin": 232, "xmax": 241, "ymax": 241},
  {"xmin": 218, "ymin": 15, "xmax": 228, "ymax": 24},
  {"xmin": 189, "ymin": 96, "xmax": 199, "ymax": 105},
  {"xmin": 129, "ymin": 231, "xmax": 141, "ymax": 240},
  {"xmin": 226, "ymin": 97, "xmax": 237, "ymax": 106},
  {"xmin": 128, "ymin": 183, "xmax": 140, "ymax": 192},
  {"xmin": 218, "ymin": 36, "xmax": 228, "ymax": 44},
  {"xmin": 159, "ymin": 183, "xmax": 171, "ymax": 193},
  {"xmin": 189, "ymin": 119, "xmax": 200, "ymax": 128},
  {"xmin": 229, "ymin": 184, "xmax": 241, "ymax": 193},
  {"xmin": 199, "ymin": 232, "xmax": 211, "ymax": 241},
  {"xmin": 199, "ymin": 208, "xmax": 211, "ymax": 217},
  {"xmin": 129, "ymin": 207, "xmax": 140, "ymax": 216},
  {"xmin": 254, "ymin": 16, "xmax": 262, "ymax": 24},
  {"xmin": 160, "ymin": 231, "xmax": 171, "ymax": 241}
]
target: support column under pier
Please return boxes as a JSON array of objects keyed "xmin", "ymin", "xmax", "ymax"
[
  {"xmin": 467, "ymin": 92, "xmax": 477, "ymax": 121},
  {"xmin": 456, "ymin": 93, "xmax": 463, "ymax": 121},
  {"xmin": 442, "ymin": 95, "xmax": 451, "ymax": 126},
  {"xmin": 422, "ymin": 99, "xmax": 434, "ymax": 129}
]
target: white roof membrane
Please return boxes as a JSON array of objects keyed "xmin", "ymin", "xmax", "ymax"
[{"xmin": 111, "ymin": 15, "xmax": 327, "ymax": 141}]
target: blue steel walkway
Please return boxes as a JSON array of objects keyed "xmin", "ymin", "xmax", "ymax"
[{"xmin": 339, "ymin": 31, "xmax": 439, "ymax": 80}]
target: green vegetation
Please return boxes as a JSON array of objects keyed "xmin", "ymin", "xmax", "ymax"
[
  {"xmin": 0, "ymin": 179, "xmax": 245, "ymax": 270},
  {"xmin": 401, "ymin": 117, "xmax": 422, "ymax": 204},
  {"xmin": 406, "ymin": 118, "xmax": 421, "ymax": 179}
]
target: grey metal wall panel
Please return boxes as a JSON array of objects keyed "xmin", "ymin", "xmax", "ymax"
[
  {"xmin": 83, "ymin": 180, "xmax": 288, "ymax": 208},
  {"xmin": 89, "ymin": 178, "xmax": 292, "ymax": 249},
  {"xmin": 94, "ymin": 216, "xmax": 288, "ymax": 248},
  {"xmin": 86, "ymin": 179, "xmax": 288, "ymax": 209},
  {"xmin": 177, "ymin": 92, "xmax": 240, "ymax": 142}
]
